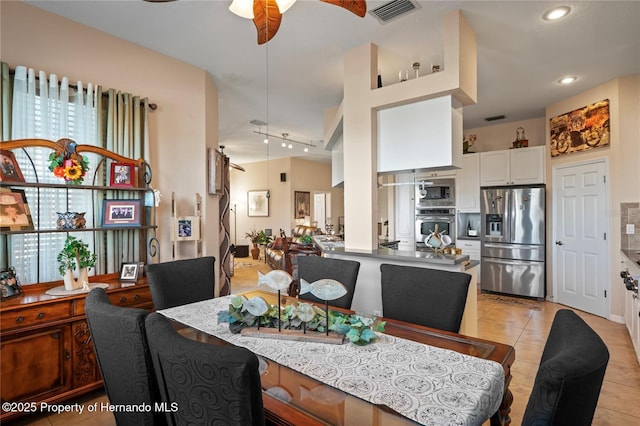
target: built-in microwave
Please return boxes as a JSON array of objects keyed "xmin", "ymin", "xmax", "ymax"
[{"xmin": 415, "ymin": 178, "xmax": 455, "ymax": 207}]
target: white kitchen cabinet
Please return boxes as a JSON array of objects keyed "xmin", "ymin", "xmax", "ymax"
[
  {"xmin": 456, "ymin": 153, "xmax": 480, "ymax": 212},
  {"xmin": 457, "ymin": 239, "xmax": 480, "ymax": 282},
  {"xmin": 622, "ymin": 254, "xmax": 640, "ymax": 364},
  {"xmin": 480, "ymin": 146, "xmax": 545, "ymax": 186},
  {"xmin": 394, "ymin": 173, "xmax": 415, "ymax": 250}
]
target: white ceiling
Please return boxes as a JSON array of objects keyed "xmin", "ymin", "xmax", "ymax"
[{"xmin": 25, "ymin": 0, "xmax": 640, "ymax": 165}]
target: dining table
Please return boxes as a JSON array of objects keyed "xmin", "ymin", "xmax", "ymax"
[{"xmin": 160, "ymin": 290, "xmax": 515, "ymax": 426}]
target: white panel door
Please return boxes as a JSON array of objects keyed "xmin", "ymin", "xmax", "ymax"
[
  {"xmin": 553, "ymin": 160, "xmax": 608, "ymax": 317},
  {"xmin": 314, "ymin": 193, "xmax": 326, "ymax": 230}
]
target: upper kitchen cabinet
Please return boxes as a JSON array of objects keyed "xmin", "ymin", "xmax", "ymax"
[
  {"xmin": 377, "ymin": 95, "xmax": 463, "ymax": 174},
  {"xmin": 457, "ymin": 153, "xmax": 480, "ymax": 211},
  {"xmin": 480, "ymin": 146, "xmax": 545, "ymax": 186}
]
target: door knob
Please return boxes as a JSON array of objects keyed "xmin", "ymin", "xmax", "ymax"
[{"xmin": 555, "ymin": 241, "xmax": 563, "ymax": 245}]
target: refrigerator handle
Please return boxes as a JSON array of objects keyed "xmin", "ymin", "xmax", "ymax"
[
  {"xmin": 483, "ymin": 243, "xmax": 543, "ymax": 250},
  {"xmin": 483, "ymin": 257, "xmax": 542, "ymax": 265}
]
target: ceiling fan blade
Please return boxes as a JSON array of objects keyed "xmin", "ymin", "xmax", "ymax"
[
  {"xmin": 253, "ymin": 0, "xmax": 282, "ymax": 45},
  {"xmin": 230, "ymin": 162, "xmax": 246, "ymax": 172},
  {"xmin": 320, "ymin": 0, "xmax": 367, "ymax": 18}
]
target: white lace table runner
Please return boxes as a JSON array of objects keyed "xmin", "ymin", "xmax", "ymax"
[{"xmin": 159, "ymin": 296, "xmax": 504, "ymax": 426}]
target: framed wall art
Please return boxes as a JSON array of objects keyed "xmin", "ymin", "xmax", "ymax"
[
  {"xmin": 248, "ymin": 190, "xmax": 269, "ymax": 217},
  {"xmin": 550, "ymin": 99, "xmax": 610, "ymax": 157},
  {"xmin": 101, "ymin": 199, "xmax": 142, "ymax": 227},
  {"xmin": 294, "ymin": 191, "xmax": 310, "ymax": 219},
  {"xmin": 119, "ymin": 262, "xmax": 140, "ymax": 282},
  {"xmin": 172, "ymin": 216, "xmax": 201, "ymax": 241},
  {"xmin": 0, "ymin": 188, "xmax": 34, "ymax": 231},
  {"xmin": 0, "ymin": 149, "xmax": 25, "ymax": 183},
  {"xmin": 208, "ymin": 148, "xmax": 224, "ymax": 195},
  {"xmin": 110, "ymin": 162, "xmax": 136, "ymax": 187}
]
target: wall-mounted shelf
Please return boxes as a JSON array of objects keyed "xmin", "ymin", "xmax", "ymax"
[{"xmin": 0, "ymin": 138, "xmax": 159, "ymax": 284}]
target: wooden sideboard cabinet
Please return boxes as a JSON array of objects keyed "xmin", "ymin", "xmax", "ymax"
[{"xmin": 0, "ymin": 276, "xmax": 153, "ymax": 423}]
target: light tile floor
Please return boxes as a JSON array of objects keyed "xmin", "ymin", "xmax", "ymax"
[{"xmin": 11, "ymin": 260, "xmax": 640, "ymax": 425}]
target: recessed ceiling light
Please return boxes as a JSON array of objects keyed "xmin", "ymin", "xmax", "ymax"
[
  {"xmin": 543, "ymin": 6, "xmax": 571, "ymax": 21},
  {"xmin": 559, "ymin": 76, "xmax": 578, "ymax": 85}
]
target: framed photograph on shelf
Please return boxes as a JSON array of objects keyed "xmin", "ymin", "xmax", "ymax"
[
  {"xmin": 119, "ymin": 262, "xmax": 140, "ymax": 282},
  {"xmin": 208, "ymin": 148, "xmax": 224, "ymax": 195},
  {"xmin": 248, "ymin": 190, "xmax": 269, "ymax": 217},
  {"xmin": 172, "ymin": 216, "xmax": 201, "ymax": 241},
  {"xmin": 110, "ymin": 162, "xmax": 136, "ymax": 187},
  {"xmin": 0, "ymin": 188, "xmax": 34, "ymax": 231},
  {"xmin": 0, "ymin": 149, "xmax": 25, "ymax": 183},
  {"xmin": 0, "ymin": 267, "xmax": 22, "ymax": 300},
  {"xmin": 101, "ymin": 199, "xmax": 142, "ymax": 227},
  {"xmin": 294, "ymin": 191, "xmax": 311, "ymax": 219}
]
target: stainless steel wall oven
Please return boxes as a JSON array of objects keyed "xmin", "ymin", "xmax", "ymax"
[{"xmin": 415, "ymin": 208, "xmax": 456, "ymax": 248}]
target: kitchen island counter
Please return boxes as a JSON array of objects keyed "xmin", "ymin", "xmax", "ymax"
[
  {"xmin": 314, "ymin": 237, "xmax": 478, "ymax": 336},
  {"xmin": 314, "ymin": 236, "xmax": 473, "ymax": 267}
]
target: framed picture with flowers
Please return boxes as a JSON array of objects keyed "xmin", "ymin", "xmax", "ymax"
[{"xmin": 110, "ymin": 162, "xmax": 135, "ymax": 188}]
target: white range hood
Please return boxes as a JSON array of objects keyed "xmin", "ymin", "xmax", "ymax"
[{"xmin": 377, "ymin": 94, "xmax": 463, "ymax": 174}]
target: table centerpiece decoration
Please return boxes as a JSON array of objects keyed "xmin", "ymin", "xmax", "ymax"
[{"xmin": 217, "ymin": 271, "xmax": 385, "ymax": 346}]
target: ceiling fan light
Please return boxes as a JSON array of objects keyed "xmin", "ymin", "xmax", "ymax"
[
  {"xmin": 276, "ymin": 0, "xmax": 296, "ymax": 14},
  {"xmin": 281, "ymin": 141, "xmax": 286, "ymax": 148},
  {"xmin": 229, "ymin": 0, "xmax": 254, "ymax": 19},
  {"xmin": 264, "ymin": 137, "xmax": 269, "ymax": 144},
  {"xmin": 288, "ymin": 143, "xmax": 293, "ymax": 149},
  {"xmin": 304, "ymin": 147, "xmax": 308, "ymax": 152}
]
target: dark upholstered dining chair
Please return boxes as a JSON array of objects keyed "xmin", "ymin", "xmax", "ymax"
[
  {"xmin": 522, "ymin": 309, "xmax": 609, "ymax": 426},
  {"xmin": 84, "ymin": 288, "xmax": 165, "ymax": 426},
  {"xmin": 145, "ymin": 256, "xmax": 215, "ymax": 310},
  {"xmin": 145, "ymin": 312, "xmax": 265, "ymax": 426},
  {"xmin": 296, "ymin": 256, "xmax": 360, "ymax": 309},
  {"xmin": 380, "ymin": 264, "xmax": 471, "ymax": 333}
]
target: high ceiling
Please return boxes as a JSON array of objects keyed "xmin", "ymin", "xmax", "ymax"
[{"xmin": 25, "ymin": 0, "xmax": 640, "ymax": 164}]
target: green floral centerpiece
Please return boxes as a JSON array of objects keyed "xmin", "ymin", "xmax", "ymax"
[{"xmin": 218, "ymin": 295, "xmax": 386, "ymax": 346}]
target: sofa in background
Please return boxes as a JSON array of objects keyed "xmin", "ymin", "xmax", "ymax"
[{"xmin": 265, "ymin": 225, "xmax": 321, "ymax": 271}]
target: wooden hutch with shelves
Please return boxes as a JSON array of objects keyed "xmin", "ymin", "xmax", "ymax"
[{"xmin": 0, "ymin": 138, "xmax": 158, "ymax": 422}]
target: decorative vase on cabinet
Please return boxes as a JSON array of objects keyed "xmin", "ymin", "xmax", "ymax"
[{"xmin": 63, "ymin": 268, "xmax": 89, "ymax": 291}]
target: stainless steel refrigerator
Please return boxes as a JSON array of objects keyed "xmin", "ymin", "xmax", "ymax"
[{"xmin": 480, "ymin": 185, "xmax": 545, "ymax": 298}]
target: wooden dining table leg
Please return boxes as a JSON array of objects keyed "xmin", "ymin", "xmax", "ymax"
[{"xmin": 490, "ymin": 377, "xmax": 513, "ymax": 426}]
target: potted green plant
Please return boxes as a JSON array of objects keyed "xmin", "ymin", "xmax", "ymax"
[
  {"xmin": 244, "ymin": 229, "xmax": 273, "ymax": 260},
  {"xmin": 298, "ymin": 234, "xmax": 314, "ymax": 245},
  {"xmin": 57, "ymin": 235, "xmax": 97, "ymax": 291},
  {"xmin": 245, "ymin": 228, "xmax": 262, "ymax": 260}
]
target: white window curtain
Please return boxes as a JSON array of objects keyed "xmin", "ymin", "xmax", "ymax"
[{"xmin": 9, "ymin": 66, "xmax": 98, "ymax": 284}]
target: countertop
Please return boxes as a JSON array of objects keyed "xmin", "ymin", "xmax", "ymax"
[
  {"xmin": 313, "ymin": 236, "xmax": 472, "ymax": 266},
  {"xmin": 621, "ymin": 249, "xmax": 640, "ymax": 275}
]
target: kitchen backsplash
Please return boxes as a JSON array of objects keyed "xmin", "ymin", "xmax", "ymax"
[{"xmin": 621, "ymin": 202, "xmax": 640, "ymax": 250}]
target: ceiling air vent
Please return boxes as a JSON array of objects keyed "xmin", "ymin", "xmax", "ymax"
[
  {"xmin": 369, "ymin": 0, "xmax": 421, "ymax": 24},
  {"xmin": 485, "ymin": 115, "xmax": 506, "ymax": 122}
]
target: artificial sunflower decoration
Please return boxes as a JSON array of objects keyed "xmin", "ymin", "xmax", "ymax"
[{"xmin": 48, "ymin": 145, "xmax": 89, "ymax": 184}]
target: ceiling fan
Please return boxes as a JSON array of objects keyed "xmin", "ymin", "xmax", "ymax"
[{"xmin": 145, "ymin": 0, "xmax": 367, "ymax": 44}]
